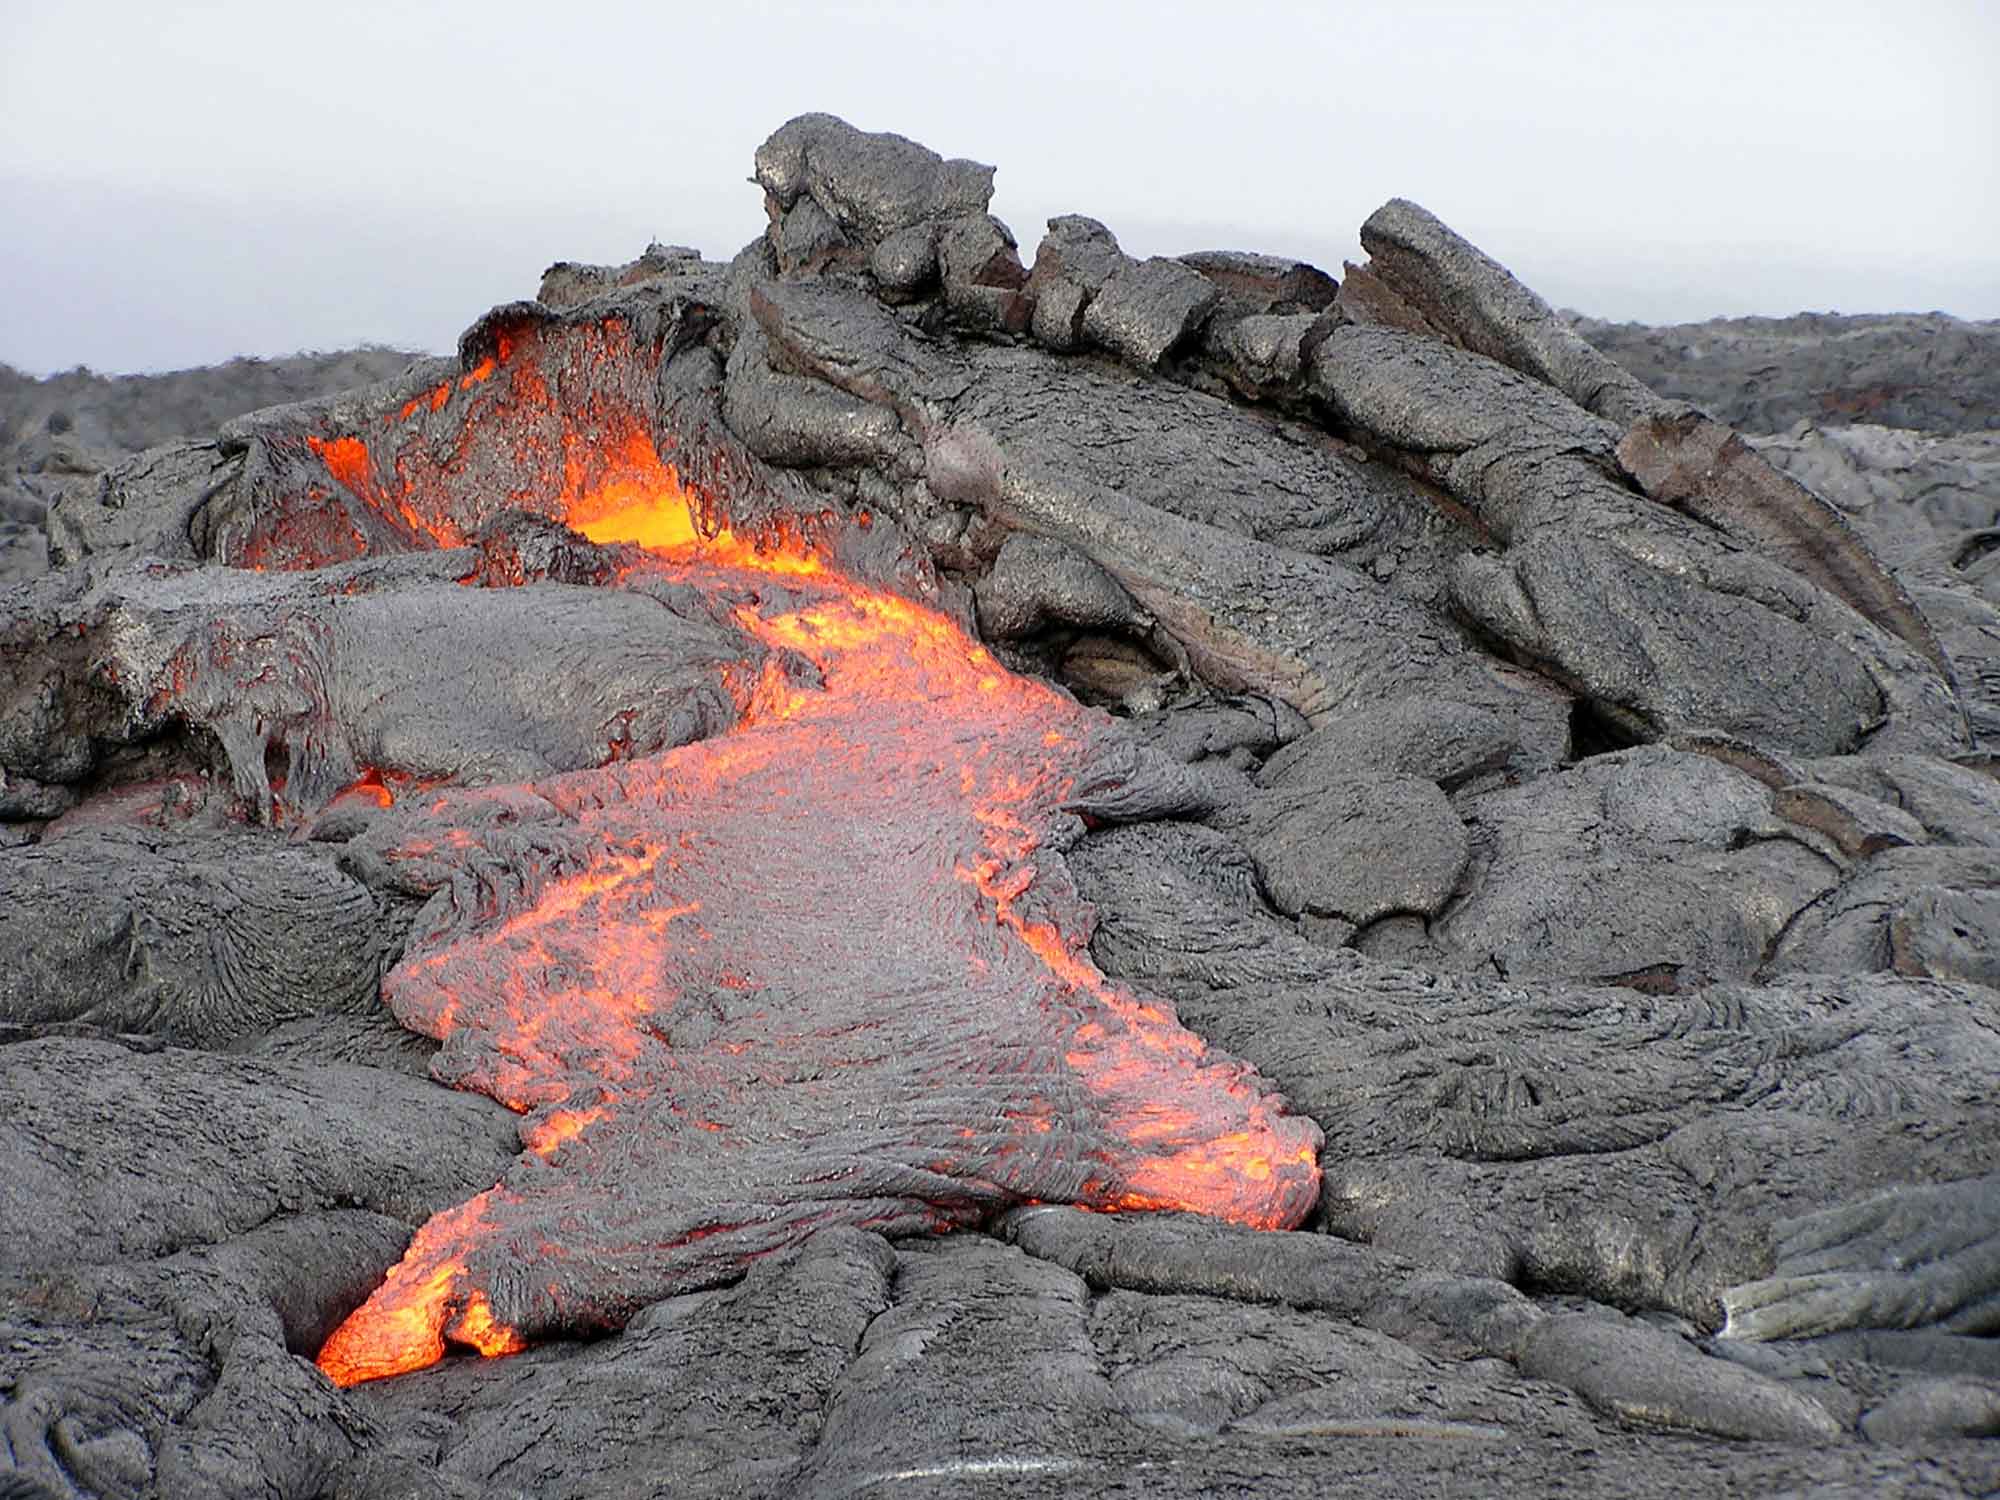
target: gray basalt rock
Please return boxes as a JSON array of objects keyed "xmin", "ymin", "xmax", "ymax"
[
  {"xmin": 0, "ymin": 1038, "xmax": 518, "ymax": 1270},
  {"xmin": 1029, "ymin": 216, "xmax": 1129, "ymax": 290},
  {"xmin": 5, "ymin": 352, "xmax": 426, "ymax": 590},
  {"xmin": 935, "ymin": 213, "xmax": 1031, "ymax": 332},
  {"xmin": 1765, "ymin": 844, "xmax": 2000, "ymax": 984},
  {"xmin": 1081, "ymin": 256, "xmax": 1221, "ymax": 369},
  {"xmin": 1861, "ymin": 1378, "xmax": 2000, "ymax": 1444},
  {"xmin": 1128, "ymin": 693, "xmax": 1307, "ymax": 773},
  {"xmin": 1215, "ymin": 770, "xmax": 1470, "ymax": 927},
  {"xmin": 0, "ymin": 827, "xmax": 401, "ymax": 1047},
  {"xmin": 537, "ymin": 243, "xmax": 713, "ymax": 310},
  {"xmin": 2, "ymin": 1209, "xmax": 407, "ymax": 1500},
  {"xmin": 1203, "ymin": 311, "xmax": 1319, "ymax": 397},
  {"xmin": 1516, "ymin": 1311, "xmax": 1843, "ymax": 1442},
  {"xmin": 1179, "ymin": 250, "xmax": 1339, "ymax": 318},
  {"xmin": 342, "ymin": 1229, "xmax": 898, "ymax": 1500},
  {"xmin": 1450, "ymin": 534, "xmax": 1893, "ymax": 756},
  {"xmin": 868, "ymin": 221, "xmax": 941, "ymax": 301},
  {"xmin": 1418, "ymin": 745, "xmax": 1837, "ymax": 989},
  {"xmin": 1577, "ymin": 310, "xmax": 2000, "ymax": 437},
  {"xmin": 1311, "ymin": 263, "xmax": 1970, "ymax": 747},
  {"xmin": 241, "ymin": 1011, "xmax": 443, "ymax": 1076},
  {"xmin": 1354, "ymin": 197, "xmax": 1664, "ymax": 429},
  {"xmin": 1258, "ymin": 697, "xmax": 1530, "ymax": 791},
  {"xmin": 770, "ymin": 193, "xmax": 852, "ymax": 276},
  {"xmin": 1724, "ymin": 1174, "xmax": 2000, "ymax": 1342},
  {"xmin": 1342, "ymin": 202, "xmax": 1948, "ymax": 724},
  {"xmin": 1752, "ymin": 423, "xmax": 2000, "ymax": 557},
  {"xmin": 974, "ymin": 531, "xmax": 1149, "ymax": 642},
  {"xmin": 1616, "ymin": 407, "xmax": 1954, "ymax": 684},
  {"xmin": 46, "ymin": 440, "xmax": 231, "ymax": 567},
  {"xmin": 1023, "ymin": 215, "xmax": 1132, "ymax": 353},
  {"xmin": 1069, "ymin": 813, "xmax": 2000, "ymax": 1334},
  {"xmin": 0, "ymin": 549, "xmax": 759, "ymax": 822},
  {"xmin": 1028, "ymin": 275, "xmax": 1090, "ymax": 353},
  {"xmin": 1804, "ymin": 752, "xmax": 2000, "ymax": 846},
  {"xmin": 748, "ymin": 274, "xmax": 1561, "ymax": 746},
  {"xmin": 753, "ymin": 113, "xmax": 996, "ymax": 251},
  {"xmin": 1772, "ymin": 778, "xmax": 1932, "ymax": 863},
  {"xmin": 1002, "ymin": 1206, "xmax": 1434, "ymax": 1324},
  {"xmin": 722, "ymin": 324, "xmax": 911, "ymax": 471},
  {"xmin": 1749, "ymin": 422, "xmax": 2000, "ymax": 748},
  {"xmin": 790, "ymin": 1234, "xmax": 1608, "ymax": 1494},
  {"xmin": 1312, "ymin": 320, "xmax": 1963, "ymax": 757},
  {"xmin": 0, "ymin": 764, "xmax": 75, "ymax": 821}
]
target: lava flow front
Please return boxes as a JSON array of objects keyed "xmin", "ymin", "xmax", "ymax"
[{"xmin": 312, "ymin": 429, "xmax": 1321, "ymax": 1387}]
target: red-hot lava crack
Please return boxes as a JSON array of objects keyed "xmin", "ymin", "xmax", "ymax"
[{"xmin": 228, "ymin": 323, "xmax": 1320, "ymax": 1386}]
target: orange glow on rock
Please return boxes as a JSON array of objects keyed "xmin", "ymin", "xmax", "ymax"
[
  {"xmin": 316, "ymin": 1190, "xmax": 526, "ymax": 1387},
  {"xmin": 305, "ymin": 434, "xmax": 371, "ymax": 496},
  {"xmin": 335, "ymin": 775, "xmax": 394, "ymax": 810},
  {"xmin": 568, "ymin": 430, "xmax": 823, "ymax": 577},
  {"xmin": 305, "ymin": 432, "xmax": 464, "ymax": 550},
  {"xmin": 329, "ymin": 766, "xmax": 442, "ymax": 812},
  {"xmin": 523, "ymin": 1106, "xmax": 608, "ymax": 1158},
  {"xmin": 314, "ymin": 424, "xmax": 1320, "ymax": 1387},
  {"xmin": 452, "ymin": 1291, "xmax": 529, "ymax": 1358},
  {"xmin": 229, "ymin": 317, "xmax": 696, "ymax": 570}
]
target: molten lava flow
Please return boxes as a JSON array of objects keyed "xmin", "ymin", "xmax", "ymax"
[
  {"xmin": 566, "ymin": 429, "xmax": 823, "ymax": 578},
  {"xmin": 317, "ymin": 1191, "xmax": 526, "ymax": 1386},
  {"xmin": 316, "ymin": 452, "xmax": 1321, "ymax": 1386}
]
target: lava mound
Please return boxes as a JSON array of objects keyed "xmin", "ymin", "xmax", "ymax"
[
  {"xmin": 5, "ymin": 113, "xmax": 2000, "ymax": 1500},
  {"xmin": 12, "ymin": 156, "xmax": 1326, "ymax": 1388}
]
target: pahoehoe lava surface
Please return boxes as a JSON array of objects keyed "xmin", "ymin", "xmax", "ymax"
[
  {"xmin": 5, "ymin": 111, "xmax": 2000, "ymax": 1500},
  {"xmin": 314, "ymin": 487, "xmax": 1319, "ymax": 1384}
]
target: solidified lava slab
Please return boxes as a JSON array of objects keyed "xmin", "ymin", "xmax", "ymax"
[{"xmin": 311, "ymin": 438, "xmax": 1322, "ymax": 1385}]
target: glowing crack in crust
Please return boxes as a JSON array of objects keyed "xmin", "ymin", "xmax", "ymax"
[{"xmin": 300, "ymin": 354, "xmax": 1319, "ymax": 1387}]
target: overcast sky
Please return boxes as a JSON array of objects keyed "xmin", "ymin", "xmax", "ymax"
[{"xmin": 2, "ymin": 0, "xmax": 1995, "ymax": 374}]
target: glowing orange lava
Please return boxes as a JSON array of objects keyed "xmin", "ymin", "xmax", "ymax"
[
  {"xmin": 314, "ymin": 445, "xmax": 1320, "ymax": 1387},
  {"xmin": 567, "ymin": 430, "xmax": 823, "ymax": 578},
  {"xmin": 316, "ymin": 1191, "xmax": 525, "ymax": 1386},
  {"xmin": 305, "ymin": 433, "xmax": 464, "ymax": 550}
]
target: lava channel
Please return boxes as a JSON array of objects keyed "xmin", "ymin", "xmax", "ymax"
[{"xmin": 315, "ymin": 441, "xmax": 1321, "ymax": 1386}]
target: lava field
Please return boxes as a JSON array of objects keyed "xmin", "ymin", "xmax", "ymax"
[{"xmin": 2, "ymin": 114, "xmax": 1997, "ymax": 1499}]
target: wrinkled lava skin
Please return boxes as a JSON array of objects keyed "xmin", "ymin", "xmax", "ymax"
[{"xmin": 256, "ymin": 319, "xmax": 1321, "ymax": 1386}]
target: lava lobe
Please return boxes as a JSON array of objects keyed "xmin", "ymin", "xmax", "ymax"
[{"xmin": 266, "ymin": 322, "xmax": 1320, "ymax": 1386}]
